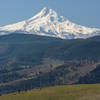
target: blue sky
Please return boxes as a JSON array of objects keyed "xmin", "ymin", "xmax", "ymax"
[{"xmin": 0, "ymin": 0, "xmax": 100, "ymax": 28}]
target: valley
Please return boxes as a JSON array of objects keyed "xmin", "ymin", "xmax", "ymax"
[{"xmin": 0, "ymin": 34, "xmax": 100, "ymax": 95}]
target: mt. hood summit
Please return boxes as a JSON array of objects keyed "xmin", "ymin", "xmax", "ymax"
[{"xmin": 0, "ymin": 8, "xmax": 100, "ymax": 39}]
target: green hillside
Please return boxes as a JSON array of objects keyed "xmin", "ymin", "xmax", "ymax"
[{"xmin": 1, "ymin": 84, "xmax": 100, "ymax": 100}]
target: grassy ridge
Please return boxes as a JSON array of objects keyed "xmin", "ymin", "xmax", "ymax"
[{"xmin": 1, "ymin": 84, "xmax": 100, "ymax": 100}]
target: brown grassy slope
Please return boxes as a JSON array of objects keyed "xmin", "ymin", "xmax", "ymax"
[{"xmin": 1, "ymin": 84, "xmax": 100, "ymax": 100}]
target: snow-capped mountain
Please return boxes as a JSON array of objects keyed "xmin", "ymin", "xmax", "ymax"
[{"xmin": 0, "ymin": 8, "xmax": 100, "ymax": 39}]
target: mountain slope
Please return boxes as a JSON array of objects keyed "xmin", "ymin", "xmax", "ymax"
[
  {"xmin": 0, "ymin": 34, "xmax": 100, "ymax": 94},
  {"xmin": 0, "ymin": 8, "xmax": 100, "ymax": 39},
  {"xmin": 78, "ymin": 63, "xmax": 100, "ymax": 84},
  {"xmin": 0, "ymin": 34, "xmax": 100, "ymax": 66}
]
